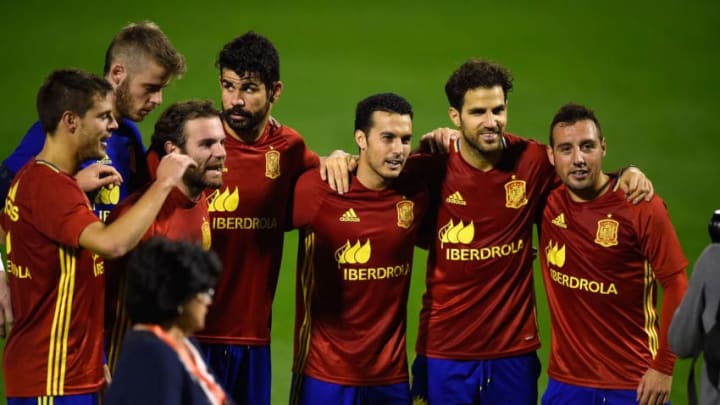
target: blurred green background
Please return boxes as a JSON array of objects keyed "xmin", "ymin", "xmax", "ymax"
[{"xmin": 1, "ymin": 0, "xmax": 718, "ymax": 403}]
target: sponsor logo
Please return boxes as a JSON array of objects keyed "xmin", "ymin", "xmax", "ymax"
[
  {"xmin": 545, "ymin": 240, "xmax": 566, "ymax": 267},
  {"xmin": 201, "ymin": 218, "xmax": 211, "ymax": 250},
  {"xmin": 265, "ymin": 149, "xmax": 281, "ymax": 179},
  {"xmin": 595, "ymin": 215, "xmax": 619, "ymax": 247},
  {"xmin": 445, "ymin": 191, "xmax": 466, "ymax": 206},
  {"xmin": 396, "ymin": 200, "xmax": 414, "ymax": 229},
  {"xmin": 551, "ymin": 213, "xmax": 567, "ymax": 228},
  {"xmin": 504, "ymin": 176, "xmax": 528, "ymax": 209},
  {"xmin": 211, "ymin": 216, "xmax": 278, "ymax": 230},
  {"xmin": 92, "ymin": 253, "xmax": 104, "ymax": 277},
  {"xmin": 95, "ymin": 184, "xmax": 120, "ymax": 205},
  {"xmin": 4, "ymin": 181, "xmax": 20, "ymax": 222},
  {"xmin": 439, "ymin": 219, "xmax": 474, "ymax": 245},
  {"xmin": 335, "ymin": 240, "xmax": 371, "ymax": 265},
  {"xmin": 339, "ymin": 208, "xmax": 360, "ymax": 222},
  {"xmin": 445, "ymin": 239, "xmax": 524, "ymax": 261},
  {"xmin": 545, "ymin": 239, "xmax": 618, "ymax": 295},
  {"xmin": 208, "ymin": 187, "xmax": 240, "ymax": 213}
]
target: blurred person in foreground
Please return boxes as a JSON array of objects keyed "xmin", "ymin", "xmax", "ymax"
[
  {"xmin": 106, "ymin": 237, "xmax": 229, "ymax": 405},
  {"xmin": 669, "ymin": 209, "xmax": 720, "ymax": 405}
]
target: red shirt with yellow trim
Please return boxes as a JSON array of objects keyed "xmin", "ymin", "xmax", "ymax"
[
  {"xmin": 1, "ymin": 161, "xmax": 104, "ymax": 397},
  {"xmin": 104, "ymin": 185, "xmax": 211, "ymax": 371},
  {"xmin": 539, "ymin": 179, "xmax": 688, "ymax": 389},
  {"xmin": 196, "ymin": 121, "xmax": 319, "ymax": 345},
  {"xmin": 292, "ymin": 170, "xmax": 429, "ymax": 385},
  {"xmin": 416, "ymin": 134, "xmax": 557, "ymax": 359}
]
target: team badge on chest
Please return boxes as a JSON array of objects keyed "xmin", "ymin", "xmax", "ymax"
[
  {"xmin": 265, "ymin": 149, "xmax": 281, "ymax": 179},
  {"xmin": 504, "ymin": 176, "xmax": 528, "ymax": 209},
  {"xmin": 396, "ymin": 200, "xmax": 414, "ymax": 229},
  {"xmin": 595, "ymin": 215, "xmax": 619, "ymax": 247}
]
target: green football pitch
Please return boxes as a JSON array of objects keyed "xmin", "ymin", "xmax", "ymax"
[{"xmin": 1, "ymin": 1, "xmax": 718, "ymax": 403}]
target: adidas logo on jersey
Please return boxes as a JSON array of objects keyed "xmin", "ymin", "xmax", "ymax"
[
  {"xmin": 552, "ymin": 213, "xmax": 567, "ymax": 228},
  {"xmin": 340, "ymin": 208, "xmax": 360, "ymax": 222},
  {"xmin": 445, "ymin": 191, "xmax": 467, "ymax": 206}
]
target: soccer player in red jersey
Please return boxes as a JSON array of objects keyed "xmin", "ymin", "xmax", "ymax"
[
  {"xmin": 194, "ymin": 32, "xmax": 322, "ymax": 405},
  {"xmin": 105, "ymin": 100, "xmax": 226, "ymax": 372},
  {"xmin": 540, "ymin": 103, "xmax": 688, "ymax": 404},
  {"xmin": 411, "ymin": 60, "xmax": 654, "ymax": 405},
  {"xmin": 290, "ymin": 93, "xmax": 428, "ymax": 404},
  {"xmin": 0, "ymin": 69, "xmax": 194, "ymax": 404}
]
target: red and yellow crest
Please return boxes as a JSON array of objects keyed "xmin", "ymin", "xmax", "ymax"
[
  {"xmin": 265, "ymin": 149, "xmax": 281, "ymax": 179},
  {"xmin": 504, "ymin": 177, "xmax": 528, "ymax": 209},
  {"xmin": 595, "ymin": 216, "xmax": 619, "ymax": 247},
  {"xmin": 396, "ymin": 200, "xmax": 414, "ymax": 229}
]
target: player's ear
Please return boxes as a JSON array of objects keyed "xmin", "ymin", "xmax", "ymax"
[
  {"xmin": 546, "ymin": 144, "xmax": 555, "ymax": 166},
  {"xmin": 354, "ymin": 130, "xmax": 367, "ymax": 151},
  {"xmin": 601, "ymin": 137, "xmax": 606, "ymax": 158},
  {"xmin": 61, "ymin": 111, "xmax": 77, "ymax": 133},
  {"xmin": 449, "ymin": 107, "xmax": 461, "ymax": 128},
  {"xmin": 269, "ymin": 81, "xmax": 283, "ymax": 103},
  {"xmin": 109, "ymin": 63, "xmax": 127, "ymax": 88},
  {"xmin": 164, "ymin": 140, "xmax": 178, "ymax": 155}
]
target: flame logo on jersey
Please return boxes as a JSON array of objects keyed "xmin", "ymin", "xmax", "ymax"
[
  {"xmin": 504, "ymin": 176, "xmax": 528, "ymax": 209},
  {"xmin": 265, "ymin": 149, "xmax": 281, "ymax": 179},
  {"xmin": 396, "ymin": 200, "xmax": 414, "ymax": 229},
  {"xmin": 201, "ymin": 218, "xmax": 212, "ymax": 250},
  {"xmin": 595, "ymin": 215, "xmax": 619, "ymax": 247},
  {"xmin": 439, "ymin": 219, "xmax": 474, "ymax": 246},
  {"xmin": 208, "ymin": 187, "xmax": 240, "ymax": 212},
  {"xmin": 335, "ymin": 239, "xmax": 372, "ymax": 265},
  {"xmin": 95, "ymin": 184, "xmax": 120, "ymax": 205},
  {"xmin": 545, "ymin": 240, "xmax": 566, "ymax": 268}
]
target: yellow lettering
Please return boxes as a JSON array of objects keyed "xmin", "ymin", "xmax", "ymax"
[
  {"xmin": 4, "ymin": 200, "xmax": 19, "ymax": 222},
  {"xmin": 550, "ymin": 268, "xmax": 619, "ymax": 295}
]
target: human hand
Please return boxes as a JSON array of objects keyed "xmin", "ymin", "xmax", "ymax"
[
  {"xmin": 320, "ymin": 150, "xmax": 357, "ymax": 194},
  {"xmin": 0, "ymin": 271, "xmax": 13, "ymax": 338},
  {"xmin": 636, "ymin": 368, "xmax": 671, "ymax": 405},
  {"xmin": 618, "ymin": 166, "xmax": 654, "ymax": 204},
  {"xmin": 155, "ymin": 152, "xmax": 196, "ymax": 189},
  {"xmin": 75, "ymin": 163, "xmax": 123, "ymax": 192},
  {"xmin": 418, "ymin": 127, "xmax": 458, "ymax": 154}
]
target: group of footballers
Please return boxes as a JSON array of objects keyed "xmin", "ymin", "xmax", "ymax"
[{"xmin": 0, "ymin": 19, "xmax": 690, "ymax": 405}]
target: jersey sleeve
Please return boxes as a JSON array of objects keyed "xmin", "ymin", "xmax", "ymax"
[
  {"xmin": 292, "ymin": 171, "xmax": 324, "ymax": 228},
  {"xmin": 33, "ymin": 173, "xmax": 100, "ymax": 248},
  {"xmin": 637, "ymin": 198, "xmax": 689, "ymax": 373}
]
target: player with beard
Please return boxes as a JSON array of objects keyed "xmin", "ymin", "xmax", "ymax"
[
  {"xmin": 409, "ymin": 60, "xmax": 654, "ymax": 404},
  {"xmin": 0, "ymin": 21, "xmax": 185, "ymax": 336},
  {"xmin": 0, "ymin": 69, "xmax": 195, "ymax": 404},
  {"xmin": 104, "ymin": 100, "xmax": 226, "ymax": 372},
  {"xmin": 193, "ymin": 32, "xmax": 333, "ymax": 405}
]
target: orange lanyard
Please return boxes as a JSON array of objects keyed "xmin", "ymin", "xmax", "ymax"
[{"xmin": 135, "ymin": 324, "xmax": 227, "ymax": 405}]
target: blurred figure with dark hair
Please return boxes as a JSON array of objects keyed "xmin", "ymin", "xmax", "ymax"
[
  {"xmin": 669, "ymin": 210, "xmax": 720, "ymax": 405},
  {"xmin": 106, "ymin": 237, "xmax": 228, "ymax": 405}
]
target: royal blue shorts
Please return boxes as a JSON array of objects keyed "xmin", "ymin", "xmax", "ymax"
[
  {"xmin": 8, "ymin": 393, "xmax": 98, "ymax": 405},
  {"xmin": 200, "ymin": 343, "xmax": 271, "ymax": 405},
  {"xmin": 542, "ymin": 377, "xmax": 670, "ymax": 405},
  {"xmin": 411, "ymin": 352, "xmax": 540, "ymax": 404},
  {"xmin": 290, "ymin": 374, "xmax": 410, "ymax": 405}
]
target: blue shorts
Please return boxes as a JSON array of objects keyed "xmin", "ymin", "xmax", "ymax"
[
  {"xmin": 542, "ymin": 378, "xmax": 670, "ymax": 405},
  {"xmin": 8, "ymin": 393, "xmax": 98, "ymax": 405},
  {"xmin": 411, "ymin": 352, "xmax": 540, "ymax": 404},
  {"xmin": 200, "ymin": 343, "xmax": 271, "ymax": 405},
  {"xmin": 290, "ymin": 374, "xmax": 410, "ymax": 405}
]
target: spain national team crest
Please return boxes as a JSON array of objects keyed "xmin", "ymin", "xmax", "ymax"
[
  {"xmin": 595, "ymin": 215, "xmax": 619, "ymax": 247},
  {"xmin": 396, "ymin": 200, "xmax": 414, "ymax": 229},
  {"xmin": 504, "ymin": 176, "xmax": 528, "ymax": 209},
  {"xmin": 201, "ymin": 218, "xmax": 212, "ymax": 250},
  {"xmin": 265, "ymin": 149, "xmax": 281, "ymax": 179}
]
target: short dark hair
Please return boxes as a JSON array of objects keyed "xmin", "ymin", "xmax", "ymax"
[
  {"xmin": 149, "ymin": 100, "xmax": 221, "ymax": 156},
  {"xmin": 36, "ymin": 69, "xmax": 113, "ymax": 134},
  {"xmin": 354, "ymin": 93, "xmax": 413, "ymax": 134},
  {"xmin": 548, "ymin": 103, "xmax": 603, "ymax": 146},
  {"xmin": 125, "ymin": 237, "xmax": 222, "ymax": 325},
  {"xmin": 217, "ymin": 31, "xmax": 279, "ymax": 92},
  {"xmin": 445, "ymin": 59, "xmax": 513, "ymax": 110},
  {"xmin": 103, "ymin": 21, "xmax": 186, "ymax": 77}
]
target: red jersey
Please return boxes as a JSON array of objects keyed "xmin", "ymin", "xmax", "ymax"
[
  {"xmin": 292, "ymin": 170, "xmax": 429, "ymax": 385},
  {"xmin": 416, "ymin": 134, "xmax": 557, "ymax": 359},
  {"xmin": 196, "ymin": 121, "xmax": 319, "ymax": 345},
  {"xmin": 540, "ymin": 180, "xmax": 688, "ymax": 389},
  {"xmin": 1, "ymin": 161, "xmax": 104, "ymax": 396},
  {"xmin": 105, "ymin": 186, "xmax": 211, "ymax": 371}
]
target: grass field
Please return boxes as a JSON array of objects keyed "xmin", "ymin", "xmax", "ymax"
[{"xmin": 1, "ymin": 0, "xmax": 718, "ymax": 403}]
